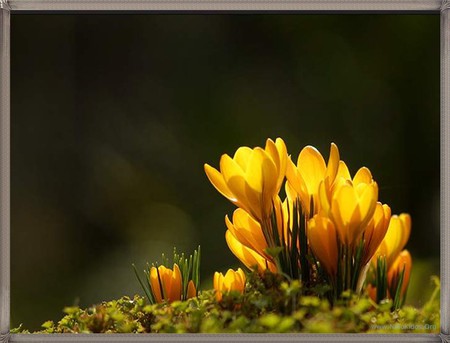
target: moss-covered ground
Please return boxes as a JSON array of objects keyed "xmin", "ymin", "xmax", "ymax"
[{"xmin": 14, "ymin": 272, "xmax": 440, "ymax": 334}]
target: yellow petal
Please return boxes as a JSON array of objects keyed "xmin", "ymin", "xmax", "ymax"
[
  {"xmin": 224, "ymin": 269, "xmax": 236, "ymax": 290},
  {"xmin": 187, "ymin": 280, "xmax": 196, "ymax": 299},
  {"xmin": 221, "ymin": 154, "xmax": 246, "ymax": 185},
  {"xmin": 274, "ymin": 138, "xmax": 288, "ymax": 189},
  {"xmin": 308, "ymin": 215, "xmax": 338, "ymax": 278},
  {"xmin": 230, "ymin": 209, "xmax": 267, "ymax": 257},
  {"xmin": 220, "ymin": 153, "xmax": 255, "ymax": 215},
  {"xmin": 265, "ymin": 139, "xmax": 281, "ymax": 174},
  {"xmin": 225, "ymin": 230, "xmax": 276, "ymax": 273},
  {"xmin": 332, "ymin": 183, "xmax": 358, "ymax": 227},
  {"xmin": 149, "ymin": 266, "xmax": 163, "ymax": 303},
  {"xmin": 325, "ymin": 143, "xmax": 340, "ymax": 184},
  {"xmin": 286, "ymin": 157, "xmax": 310, "ymax": 215},
  {"xmin": 286, "ymin": 157, "xmax": 302, "ymax": 194},
  {"xmin": 362, "ymin": 202, "xmax": 391, "ymax": 265},
  {"xmin": 297, "ymin": 145, "xmax": 326, "ymax": 195},
  {"xmin": 213, "ymin": 272, "xmax": 222, "ymax": 291},
  {"xmin": 172, "ymin": 264, "xmax": 183, "ymax": 302},
  {"xmin": 398, "ymin": 214, "xmax": 411, "ymax": 251},
  {"xmin": 285, "ymin": 181, "xmax": 297, "ymax": 202},
  {"xmin": 388, "ymin": 250, "xmax": 412, "ymax": 297},
  {"xmin": 336, "ymin": 160, "xmax": 351, "ymax": 181},
  {"xmin": 213, "ymin": 272, "xmax": 224, "ymax": 301},
  {"xmin": 204, "ymin": 164, "xmax": 238, "ymax": 204},
  {"xmin": 233, "ymin": 146, "xmax": 253, "ymax": 171},
  {"xmin": 246, "ymin": 148, "xmax": 278, "ymax": 218},
  {"xmin": 236, "ymin": 268, "xmax": 246, "ymax": 290},
  {"xmin": 353, "ymin": 167, "xmax": 373, "ymax": 185},
  {"xmin": 376, "ymin": 214, "xmax": 409, "ymax": 266},
  {"xmin": 318, "ymin": 180, "xmax": 330, "ymax": 214},
  {"xmin": 357, "ymin": 182, "xmax": 378, "ymax": 226},
  {"xmin": 224, "ymin": 214, "xmax": 252, "ymax": 252},
  {"xmin": 244, "ymin": 148, "xmax": 265, "ymax": 193}
]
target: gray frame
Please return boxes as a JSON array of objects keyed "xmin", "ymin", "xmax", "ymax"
[{"xmin": 0, "ymin": 0, "xmax": 447, "ymax": 342}]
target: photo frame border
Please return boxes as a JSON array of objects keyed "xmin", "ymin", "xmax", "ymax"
[{"xmin": 0, "ymin": 0, "xmax": 447, "ymax": 342}]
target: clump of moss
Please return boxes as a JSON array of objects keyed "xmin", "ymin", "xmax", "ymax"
[{"xmin": 14, "ymin": 273, "xmax": 440, "ymax": 334}]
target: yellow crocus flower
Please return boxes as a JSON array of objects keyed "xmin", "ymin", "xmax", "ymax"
[
  {"xmin": 319, "ymin": 166, "xmax": 378, "ymax": 247},
  {"xmin": 149, "ymin": 264, "xmax": 182, "ymax": 303},
  {"xmin": 225, "ymin": 208, "xmax": 268, "ymax": 259},
  {"xmin": 307, "ymin": 214, "xmax": 338, "ymax": 281},
  {"xmin": 204, "ymin": 138, "xmax": 287, "ymax": 222},
  {"xmin": 387, "ymin": 249, "xmax": 412, "ymax": 299},
  {"xmin": 225, "ymin": 229, "xmax": 277, "ymax": 273},
  {"xmin": 213, "ymin": 268, "xmax": 246, "ymax": 302},
  {"xmin": 286, "ymin": 143, "xmax": 340, "ymax": 217},
  {"xmin": 224, "ymin": 195, "xmax": 291, "ymax": 273},
  {"xmin": 361, "ymin": 202, "xmax": 391, "ymax": 265},
  {"xmin": 375, "ymin": 213, "xmax": 411, "ymax": 267}
]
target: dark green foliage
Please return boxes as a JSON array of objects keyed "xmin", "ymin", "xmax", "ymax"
[
  {"xmin": 375, "ymin": 256, "xmax": 388, "ymax": 303},
  {"xmin": 15, "ymin": 273, "xmax": 440, "ymax": 334}
]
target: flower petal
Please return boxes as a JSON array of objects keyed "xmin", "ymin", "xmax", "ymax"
[
  {"xmin": 204, "ymin": 164, "xmax": 238, "ymax": 203},
  {"xmin": 325, "ymin": 142, "xmax": 340, "ymax": 184},
  {"xmin": 297, "ymin": 145, "xmax": 326, "ymax": 195},
  {"xmin": 336, "ymin": 160, "xmax": 351, "ymax": 181},
  {"xmin": 233, "ymin": 146, "xmax": 253, "ymax": 171},
  {"xmin": 149, "ymin": 267, "xmax": 163, "ymax": 303},
  {"xmin": 187, "ymin": 280, "xmax": 196, "ymax": 299},
  {"xmin": 225, "ymin": 230, "xmax": 276, "ymax": 273},
  {"xmin": 353, "ymin": 167, "xmax": 373, "ymax": 185}
]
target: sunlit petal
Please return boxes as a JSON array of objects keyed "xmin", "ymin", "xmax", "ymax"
[
  {"xmin": 204, "ymin": 164, "xmax": 238, "ymax": 203},
  {"xmin": 226, "ymin": 230, "xmax": 276, "ymax": 273},
  {"xmin": 233, "ymin": 146, "xmax": 253, "ymax": 171}
]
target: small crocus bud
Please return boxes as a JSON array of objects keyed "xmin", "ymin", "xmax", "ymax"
[
  {"xmin": 387, "ymin": 249, "xmax": 412, "ymax": 300},
  {"xmin": 213, "ymin": 268, "xmax": 246, "ymax": 302},
  {"xmin": 149, "ymin": 264, "xmax": 182, "ymax": 303},
  {"xmin": 187, "ymin": 280, "xmax": 196, "ymax": 299}
]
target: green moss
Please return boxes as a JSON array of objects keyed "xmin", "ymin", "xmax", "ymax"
[{"xmin": 14, "ymin": 273, "xmax": 440, "ymax": 334}]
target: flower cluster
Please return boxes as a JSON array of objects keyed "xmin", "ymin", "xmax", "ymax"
[
  {"xmin": 205, "ymin": 138, "xmax": 412, "ymax": 306},
  {"xmin": 133, "ymin": 247, "xmax": 201, "ymax": 304}
]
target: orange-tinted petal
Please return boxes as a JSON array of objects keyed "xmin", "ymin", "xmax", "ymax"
[
  {"xmin": 187, "ymin": 280, "xmax": 196, "ymax": 299},
  {"xmin": 225, "ymin": 230, "xmax": 276, "ymax": 273}
]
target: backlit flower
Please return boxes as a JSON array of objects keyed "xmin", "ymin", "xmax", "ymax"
[
  {"xmin": 149, "ymin": 264, "xmax": 182, "ymax": 303},
  {"xmin": 361, "ymin": 202, "xmax": 391, "ymax": 265},
  {"xmin": 387, "ymin": 250, "xmax": 412, "ymax": 299},
  {"xmin": 225, "ymin": 226, "xmax": 277, "ymax": 273},
  {"xmin": 204, "ymin": 138, "xmax": 287, "ymax": 221},
  {"xmin": 319, "ymin": 166, "xmax": 378, "ymax": 247},
  {"xmin": 286, "ymin": 143, "xmax": 340, "ymax": 217},
  {"xmin": 375, "ymin": 213, "xmax": 411, "ymax": 267},
  {"xmin": 225, "ymin": 208, "xmax": 268, "ymax": 259},
  {"xmin": 213, "ymin": 268, "xmax": 246, "ymax": 302},
  {"xmin": 307, "ymin": 214, "xmax": 338, "ymax": 281}
]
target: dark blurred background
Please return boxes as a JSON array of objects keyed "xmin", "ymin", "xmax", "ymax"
[{"xmin": 11, "ymin": 14, "xmax": 439, "ymax": 330}]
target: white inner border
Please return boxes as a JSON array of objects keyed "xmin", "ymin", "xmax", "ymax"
[{"xmin": 1, "ymin": 1, "xmax": 448, "ymax": 342}]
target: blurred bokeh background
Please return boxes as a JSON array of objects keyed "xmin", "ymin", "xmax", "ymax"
[{"xmin": 11, "ymin": 14, "xmax": 439, "ymax": 330}]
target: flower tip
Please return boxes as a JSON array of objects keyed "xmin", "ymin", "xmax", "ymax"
[{"xmin": 187, "ymin": 280, "xmax": 197, "ymax": 299}]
